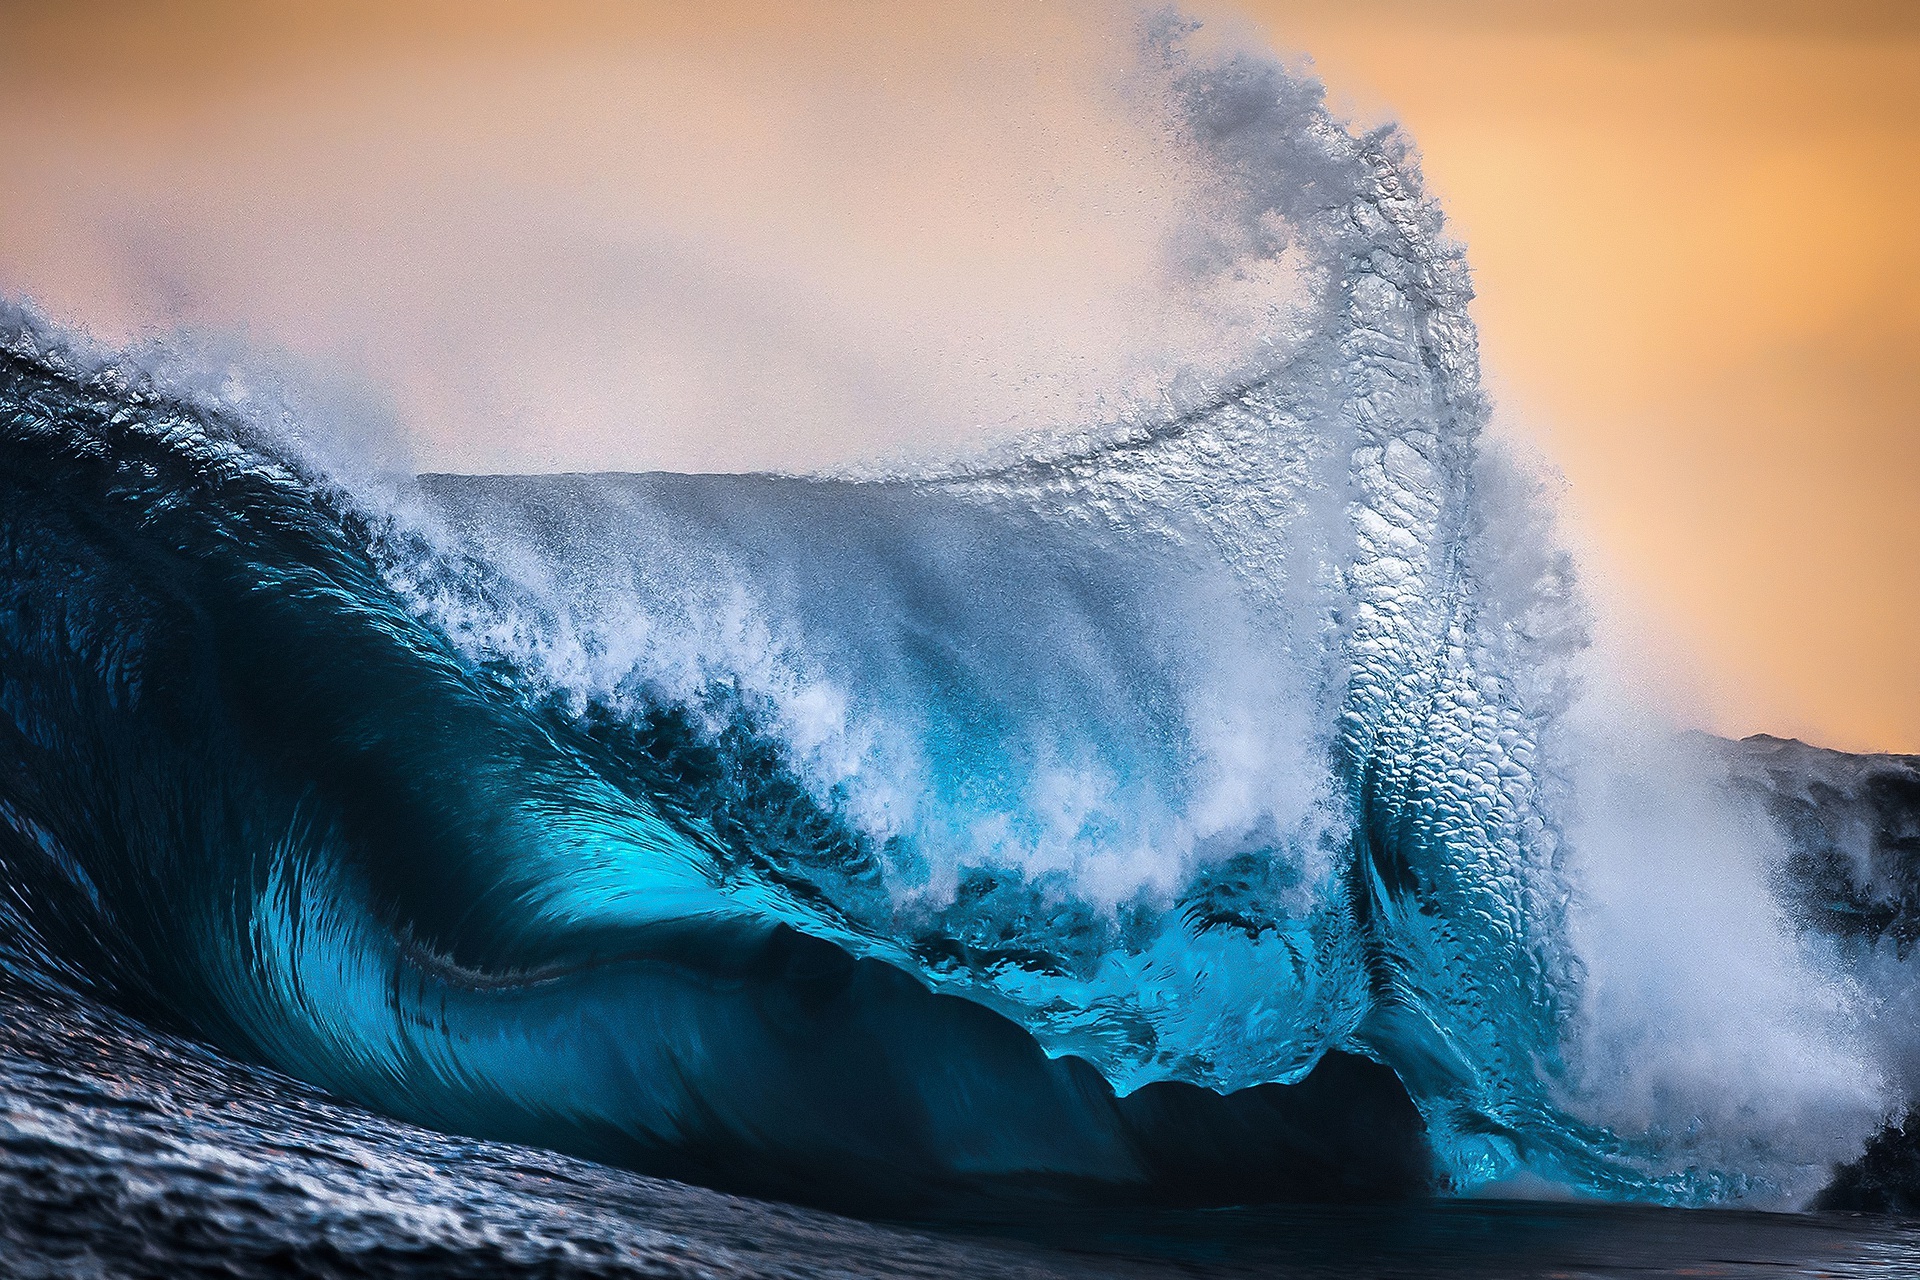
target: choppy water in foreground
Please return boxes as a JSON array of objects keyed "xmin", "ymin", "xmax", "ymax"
[
  {"xmin": 2, "ymin": 977, "xmax": 1914, "ymax": 1279},
  {"xmin": 9, "ymin": 21, "xmax": 1920, "ymax": 1275}
]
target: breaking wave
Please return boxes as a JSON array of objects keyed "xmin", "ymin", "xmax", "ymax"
[{"xmin": 0, "ymin": 28, "xmax": 1901, "ymax": 1216}]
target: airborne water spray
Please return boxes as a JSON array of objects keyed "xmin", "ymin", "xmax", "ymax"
[{"xmin": 0, "ymin": 10, "xmax": 1901, "ymax": 1219}]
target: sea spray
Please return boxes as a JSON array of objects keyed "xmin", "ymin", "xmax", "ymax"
[{"xmin": 0, "ymin": 21, "xmax": 1897, "ymax": 1213}]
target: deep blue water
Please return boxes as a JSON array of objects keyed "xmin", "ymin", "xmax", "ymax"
[{"xmin": 4, "ymin": 32, "xmax": 1920, "ymax": 1274}]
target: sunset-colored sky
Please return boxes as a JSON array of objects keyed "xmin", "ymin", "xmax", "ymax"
[
  {"xmin": 1228, "ymin": 2, "xmax": 1920, "ymax": 755},
  {"xmin": 0, "ymin": 1, "xmax": 1913, "ymax": 751}
]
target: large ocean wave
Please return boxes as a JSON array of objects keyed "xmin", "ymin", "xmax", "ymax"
[{"xmin": 0, "ymin": 28, "xmax": 1908, "ymax": 1219}]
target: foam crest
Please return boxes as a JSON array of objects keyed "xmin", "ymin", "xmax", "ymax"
[{"xmin": 1, "ymin": 14, "xmax": 1902, "ymax": 1209}]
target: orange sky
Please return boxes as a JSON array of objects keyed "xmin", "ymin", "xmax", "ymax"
[
  {"xmin": 0, "ymin": 1, "xmax": 1913, "ymax": 751},
  {"xmin": 1218, "ymin": 1, "xmax": 1920, "ymax": 753}
]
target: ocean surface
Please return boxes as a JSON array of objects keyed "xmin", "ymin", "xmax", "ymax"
[
  {"xmin": 7, "ymin": 975, "xmax": 1919, "ymax": 1278},
  {"xmin": 4, "ymin": 29, "xmax": 1920, "ymax": 1277}
]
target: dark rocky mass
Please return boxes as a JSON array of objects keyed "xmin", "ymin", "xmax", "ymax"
[
  {"xmin": 1715, "ymin": 733, "xmax": 1920, "ymax": 951},
  {"xmin": 1713, "ymin": 734, "xmax": 1920, "ymax": 1214},
  {"xmin": 1814, "ymin": 1109, "xmax": 1920, "ymax": 1215}
]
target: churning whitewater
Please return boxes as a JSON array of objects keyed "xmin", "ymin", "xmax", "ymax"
[{"xmin": 0, "ymin": 27, "xmax": 1907, "ymax": 1237}]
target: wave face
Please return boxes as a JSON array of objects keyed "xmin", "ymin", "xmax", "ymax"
[
  {"xmin": 0, "ymin": 35, "xmax": 1899, "ymax": 1215},
  {"xmin": 0, "ymin": 318, "xmax": 1442, "ymax": 1212}
]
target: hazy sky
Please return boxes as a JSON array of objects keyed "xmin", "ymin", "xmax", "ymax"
[
  {"xmin": 0, "ymin": 1, "xmax": 1913, "ymax": 751},
  {"xmin": 1229, "ymin": 1, "xmax": 1919, "ymax": 754}
]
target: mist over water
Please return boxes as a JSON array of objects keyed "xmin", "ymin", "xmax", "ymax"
[
  {"xmin": 0, "ymin": 3, "xmax": 1320, "ymax": 475},
  {"xmin": 0, "ymin": 3, "xmax": 1914, "ymax": 1233}
]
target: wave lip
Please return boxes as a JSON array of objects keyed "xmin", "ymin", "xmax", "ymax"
[
  {"xmin": 0, "ymin": 24, "xmax": 1899, "ymax": 1216},
  {"xmin": 0, "ymin": 325, "xmax": 1436, "ymax": 1213}
]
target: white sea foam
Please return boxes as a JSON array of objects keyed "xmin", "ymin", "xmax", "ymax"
[{"xmin": 13, "ymin": 9, "xmax": 1897, "ymax": 1205}]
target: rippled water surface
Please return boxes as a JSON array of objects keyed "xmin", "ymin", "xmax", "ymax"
[
  {"xmin": 8, "ymin": 21, "xmax": 1920, "ymax": 1273},
  {"xmin": 4, "ymin": 982, "xmax": 1915, "ymax": 1280}
]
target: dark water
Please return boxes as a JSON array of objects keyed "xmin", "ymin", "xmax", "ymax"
[
  {"xmin": 7, "ymin": 35, "xmax": 1920, "ymax": 1268},
  {"xmin": 8, "ymin": 267, "xmax": 1920, "ymax": 1276},
  {"xmin": 3, "ymin": 978, "xmax": 1914, "ymax": 1280}
]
